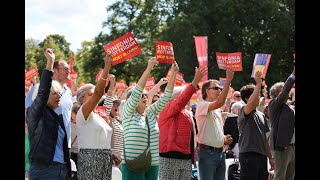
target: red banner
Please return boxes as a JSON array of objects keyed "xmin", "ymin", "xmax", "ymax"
[
  {"xmin": 69, "ymin": 52, "xmax": 74, "ymax": 72},
  {"xmin": 103, "ymin": 32, "xmax": 142, "ymax": 66},
  {"xmin": 156, "ymin": 41, "xmax": 175, "ymax": 64},
  {"xmin": 216, "ymin": 52, "xmax": 242, "ymax": 71},
  {"xmin": 194, "ymin": 36, "xmax": 208, "ymax": 81},
  {"xmin": 25, "ymin": 67, "xmax": 39, "ymax": 81}
]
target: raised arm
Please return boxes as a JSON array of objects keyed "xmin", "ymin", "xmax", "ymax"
[
  {"xmin": 137, "ymin": 57, "xmax": 159, "ymax": 89},
  {"xmin": 82, "ymin": 54, "xmax": 112, "ymax": 119},
  {"xmin": 26, "ymin": 48, "xmax": 55, "ymax": 126},
  {"xmin": 166, "ymin": 61, "xmax": 179, "ymax": 91},
  {"xmin": 146, "ymin": 77, "xmax": 168, "ymax": 106},
  {"xmin": 208, "ymin": 68, "xmax": 234, "ymax": 111},
  {"xmin": 105, "ymin": 74, "xmax": 116, "ymax": 117},
  {"xmin": 244, "ymin": 71, "xmax": 262, "ymax": 115}
]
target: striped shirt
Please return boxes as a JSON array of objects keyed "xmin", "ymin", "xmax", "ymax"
[{"xmin": 121, "ymin": 85, "xmax": 172, "ymax": 166}]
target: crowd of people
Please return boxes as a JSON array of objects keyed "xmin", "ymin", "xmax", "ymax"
[{"xmin": 25, "ymin": 48, "xmax": 295, "ymax": 180}]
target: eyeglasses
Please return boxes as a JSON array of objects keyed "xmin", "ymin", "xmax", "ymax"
[
  {"xmin": 58, "ymin": 67, "xmax": 71, "ymax": 71},
  {"xmin": 235, "ymin": 95, "xmax": 241, "ymax": 98},
  {"xmin": 141, "ymin": 94, "xmax": 148, "ymax": 99},
  {"xmin": 208, "ymin": 87, "xmax": 222, "ymax": 91},
  {"xmin": 51, "ymin": 91, "xmax": 62, "ymax": 96}
]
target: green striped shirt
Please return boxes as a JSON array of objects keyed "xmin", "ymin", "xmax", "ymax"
[{"xmin": 121, "ymin": 85, "xmax": 172, "ymax": 165}]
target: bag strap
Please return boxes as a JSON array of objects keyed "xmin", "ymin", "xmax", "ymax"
[
  {"xmin": 71, "ymin": 135, "xmax": 77, "ymax": 146},
  {"xmin": 124, "ymin": 115, "xmax": 150, "ymax": 160}
]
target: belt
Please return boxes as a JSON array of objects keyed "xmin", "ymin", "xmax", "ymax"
[
  {"xmin": 274, "ymin": 144, "xmax": 295, "ymax": 151},
  {"xmin": 51, "ymin": 161, "xmax": 65, "ymax": 165},
  {"xmin": 198, "ymin": 143, "xmax": 223, "ymax": 152}
]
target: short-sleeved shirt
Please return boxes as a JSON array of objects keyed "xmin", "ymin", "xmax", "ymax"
[
  {"xmin": 76, "ymin": 106, "xmax": 113, "ymax": 149},
  {"xmin": 237, "ymin": 106, "xmax": 269, "ymax": 155},
  {"xmin": 195, "ymin": 100, "xmax": 224, "ymax": 148}
]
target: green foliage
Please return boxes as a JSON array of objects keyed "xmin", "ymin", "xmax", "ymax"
[
  {"xmin": 34, "ymin": 35, "xmax": 71, "ymax": 75},
  {"xmin": 25, "ymin": 38, "xmax": 40, "ymax": 70}
]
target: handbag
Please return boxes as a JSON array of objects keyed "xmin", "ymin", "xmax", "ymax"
[{"xmin": 123, "ymin": 115, "xmax": 152, "ymax": 172}]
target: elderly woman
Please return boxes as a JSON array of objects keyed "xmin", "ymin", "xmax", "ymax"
[
  {"xmin": 121, "ymin": 58, "xmax": 179, "ymax": 180},
  {"xmin": 26, "ymin": 48, "xmax": 71, "ymax": 180},
  {"xmin": 157, "ymin": 66, "xmax": 207, "ymax": 180},
  {"xmin": 75, "ymin": 54, "xmax": 113, "ymax": 180}
]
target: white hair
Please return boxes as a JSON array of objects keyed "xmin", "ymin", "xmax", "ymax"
[
  {"xmin": 231, "ymin": 101, "xmax": 244, "ymax": 115},
  {"xmin": 76, "ymin": 83, "xmax": 95, "ymax": 105},
  {"xmin": 170, "ymin": 86, "xmax": 186, "ymax": 101}
]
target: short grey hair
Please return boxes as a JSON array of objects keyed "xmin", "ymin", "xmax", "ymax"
[
  {"xmin": 231, "ymin": 101, "xmax": 244, "ymax": 114},
  {"xmin": 170, "ymin": 86, "xmax": 186, "ymax": 101},
  {"xmin": 269, "ymin": 82, "xmax": 284, "ymax": 99},
  {"xmin": 76, "ymin": 83, "xmax": 95, "ymax": 105}
]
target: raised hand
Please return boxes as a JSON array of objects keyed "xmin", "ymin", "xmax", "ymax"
[
  {"xmin": 254, "ymin": 71, "xmax": 262, "ymax": 85},
  {"xmin": 192, "ymin": 66, "xmax": 208, "ymax": 85},
  {"xmin": 226, "ymin": 67, "xmax": 234, "ymax": 82},
  {"xmin": 171, "ymin": 61, "xmax": 179, "ymax": 73},
  {"xmin": 159, "ymin": 78, "xmax": 168, "ymax": 85},
  {"xmin": 44, "ymin": 48, "xmax": 55, "ymax": 62},
  {"xmin": 104, "ymin": 54, "xmax": 113, "ymax": 67},
  {"xmin": 108, "ymin": 74, "xmax": 116, "ymax": 85},
  {"xmin": 147, "ymin": 57, "xmax": 159, "ymax": 70}
]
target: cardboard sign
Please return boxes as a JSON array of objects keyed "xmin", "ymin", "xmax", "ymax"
[
  {"xmin": 25, "ymin": 67, "xmax": 39, "ymax": 81},
  {"xmin": 166, "ymin": 69, "xmax": 184, "ymax": 86},
  {"xmin": 145, "ymin": 77, "xmax": 155, "ymax": 91},
  {"xmin": 96, "ymin": 106, "xmax": 107, "ymax": 119},
  {"xmin": 103, "ymin": 32, "xmax": 142, "ymax": 65},
  {"xmin": 251, "ymin": 53, "xmax": 271, "ymax": 78},
  {"xmin": 156, "ymin": 41, "xmax": 175, "ymax": 64},
  {"xmin": 216, "ymin": 52, "xmax": 242, "ymax": 71}
]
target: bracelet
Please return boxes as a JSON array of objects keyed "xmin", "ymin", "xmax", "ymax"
[{"xmin": 99, "ymin": 75, "xmax": 107, "ymax": 81}]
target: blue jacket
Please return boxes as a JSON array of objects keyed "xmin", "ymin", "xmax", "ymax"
[{"xmin": 26, "ymin": 69, "xmax": 71, "ymax": 176}]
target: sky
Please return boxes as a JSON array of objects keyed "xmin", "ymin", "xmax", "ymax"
[{"xmin": 25, "ymin": 0, "xmax": 116, "ymax": 53}]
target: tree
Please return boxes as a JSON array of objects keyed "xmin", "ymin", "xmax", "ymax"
[{"xmin": 25, "ymin": 38, "xmax": 40, "ymax": 69}]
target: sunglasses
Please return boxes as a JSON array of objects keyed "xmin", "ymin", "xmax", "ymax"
[
  {"xmin": 208, "ymin": 87, "xmax": 222, "ymax": 91},
  {"xmin": 235, "ymin": 95, "xmax": 241, "ymax": 98}
]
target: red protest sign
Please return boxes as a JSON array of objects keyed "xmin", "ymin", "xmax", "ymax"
[
  {"xmin": 216, "ymin": 52, "xmax": 242, "ymax": 71},
  {"xmin": 70, "ymin": 72, "xmax": 78, "ymax": 79},
  {"xmin": 156, "ymin": 41, "xmax": 175, "ymax": 64},
  {"xmin": 96, "ymin": 106, "xmax": 107, "ymax": 119},
  {"xmin": 166, "ymin": 69, "xmax": 184, "ymax": 86},
  {"xmin": 25, "ymin": 67, "xmax": 39, "ymax": 81},
  {"xmin": 103, "ymin": 32, "xmax": 142, "ymax": 66},
  {"xmin": 145, "ymin": 77, "xmax": 155, "ymax": 91},
  {"xmin": 116, "ymin": 82, "xmax": 127, "ymax": 90}
]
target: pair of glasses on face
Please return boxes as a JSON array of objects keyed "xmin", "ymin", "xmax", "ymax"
[
  {"xmin": 235, "ymin": 95, "xmax": 241, "ymax": 98},
  {"xmin": 58, "ymin": 67, "xmax": 71, "ymax": 71},
  {"xmin": 208, "ymin": 86, "xmax": 222, "ymax": 91},
  {"xmin": 51, "ymin": 91, "xmax": 62, "ymax": 96},
  {"xmin": 141, "ymin": 94, "xmax": 148, "ymax": 99}
]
